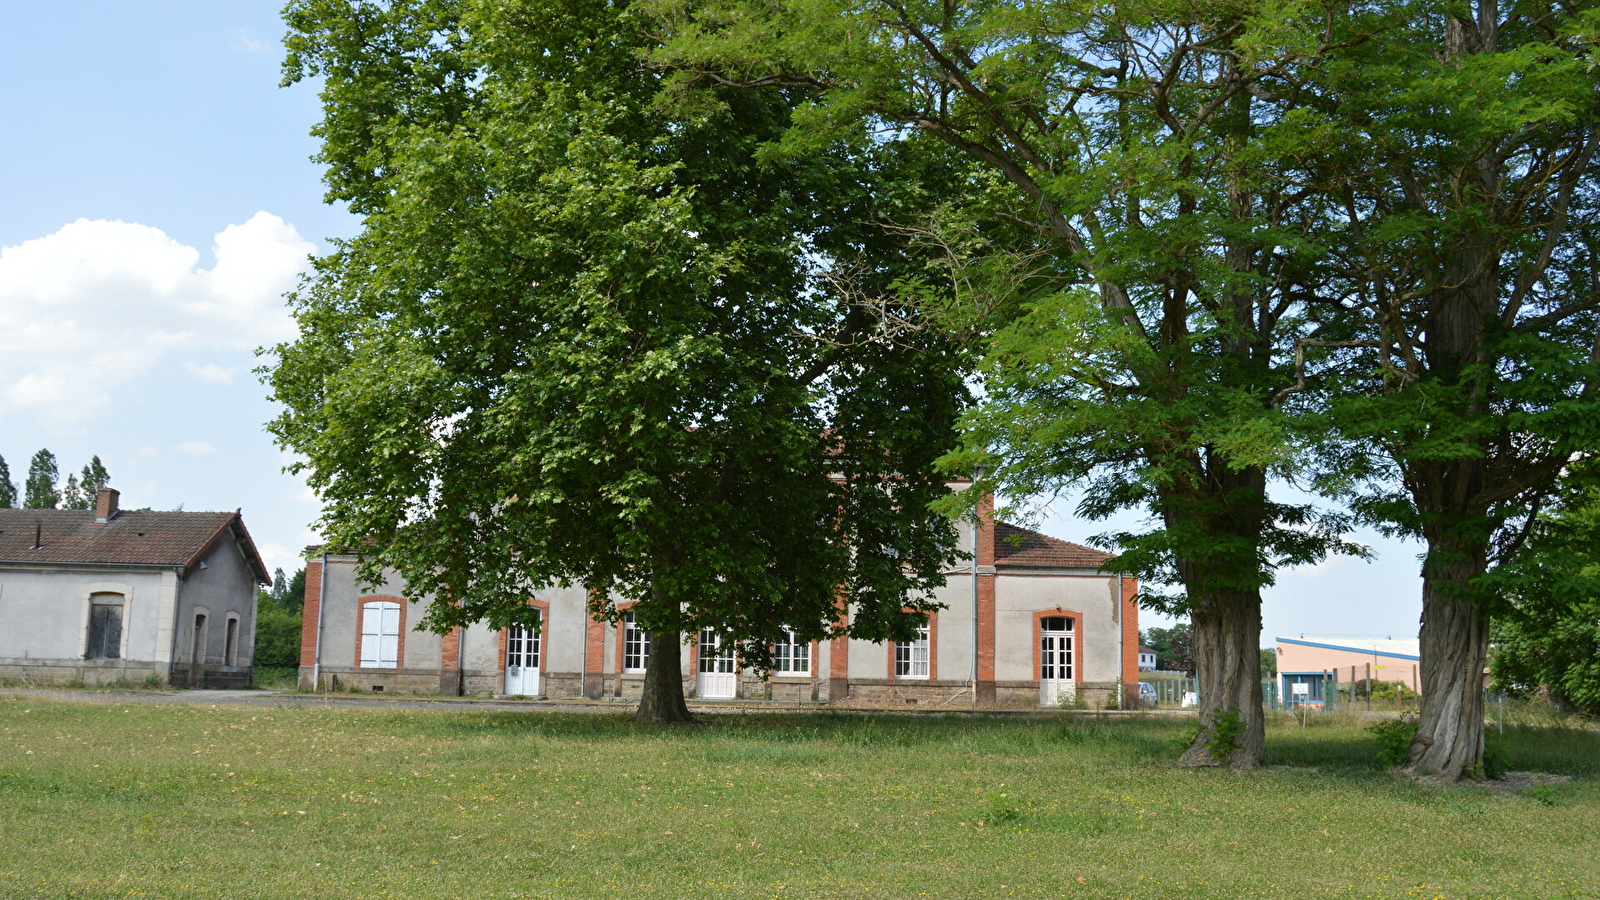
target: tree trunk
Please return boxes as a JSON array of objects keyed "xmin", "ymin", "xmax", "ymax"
[
  {"xmin": 635, "ymin": 628, "xmax": 694, "ymax": 725},
  {"xmin": 1405, "ymin": 533, "xmax": 1490, "ymax": 780},
  {"xmin": 1165, "ymin": 463, "xmax": 1269, "ymax": 769},
  {"xmin": 1179, "ymin": 587, "xmax": 1265, "ymax": 768}
]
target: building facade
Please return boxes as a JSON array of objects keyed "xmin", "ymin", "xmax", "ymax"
[
  {"xmin": 0, "ymin": 489, "xmax": 270, "ymax": 687},
  {"xmin": 1275, "ymin": 636, "xmax": 1422, "ymax": 704},
  {"xmin": 298, "ymin": 498, "xmax": 1140, "ymax": 707}
]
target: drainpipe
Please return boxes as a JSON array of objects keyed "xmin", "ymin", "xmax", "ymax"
[
  {"xmin": 167, "ymin": 566, "xmax": 185, "ymax": 684},
  {"xmin": 456, "ymin": 624, "xmax": 466, "ymax": 697},
  {"xmin": 970, "ymin": 468, "xmax": 984, "ymax": 703},
  {"xmin": 1116, "ymin": 573, "xmax": 1126, "ymax": 708},
  {"xmin": 311, "ymin": 552, "xmax": 328, "ymax": 692}
]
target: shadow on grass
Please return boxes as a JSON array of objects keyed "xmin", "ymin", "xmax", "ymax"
[{"xmin": 364, "ymin": 707, "xmax": 1596, "ymax": 782}]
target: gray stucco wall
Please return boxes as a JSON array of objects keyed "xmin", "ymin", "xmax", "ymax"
[
  {"xmin": 173, "ymin": 535, "xmax": 261, "ymax": 670},
  {"xmin": 993, "ymin": 569, "xmax": 1124, "ymax": 683},
  {"xmin": 0, "ymin": 565, "xmax": 170, "ymax": 664}
]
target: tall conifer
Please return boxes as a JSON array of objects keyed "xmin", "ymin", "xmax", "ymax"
[{"xmin": 23, "ymin": 450, "xmax": 60, "ymax": 510}]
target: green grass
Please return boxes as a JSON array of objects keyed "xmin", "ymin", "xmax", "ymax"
[{"xmin": 1, "ymin": 700, "xmax": 1595, "ymax": 900}]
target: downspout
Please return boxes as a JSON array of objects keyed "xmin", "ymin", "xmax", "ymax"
[
  {"xmin": 457, "ymin": 625, "xmax": 466, "ymax": 697},
  {"xmin": 167, "ymin": 566, "xmax": 185, "ymax": 684},
  {"xmin": 312, "ymin": 552, "xmax": 328, "ymax": 692},
  {"xmin": 1116, "ymin": 573, "xmax": 1125, "ymax": 708},
  {"xmin": 970, "ymin": 486, "xmax": 979, "ymax": 693}
]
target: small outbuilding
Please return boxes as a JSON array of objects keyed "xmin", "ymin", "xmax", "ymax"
[{"xmin": 0, "ymin": 488, "xmax": 270, "ymax": 687}]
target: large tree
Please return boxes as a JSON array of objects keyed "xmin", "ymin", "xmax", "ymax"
[
  {"xmin": 23, "ymin": 449, "xmax": 60, "ymax": 510},
  {"xmin": 271, "ymin": 0, "xmax": 968, "ymax": 723},
  {"xmin": 1300, "ymin": 0, "xmax": 1600, "ymax": 779},
  {"xmin": 658, "ymin": 0, "xmax": 1360, "ymax": 765}
]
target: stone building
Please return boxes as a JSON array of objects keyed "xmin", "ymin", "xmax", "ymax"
[
  {"xmin": 0, "ymin": 488, "xmax": 270, "ymax": 687},
  {"xmin": 297, "ymin": 495, "xmax": 1139, "ymax": 707}
]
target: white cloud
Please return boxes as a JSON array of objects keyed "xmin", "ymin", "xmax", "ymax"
[
  {"xmin": 236, "ymin": 30, "xmax": 272, "ymax": 54},
  {"xmin": 185, "ymin": 361, "xmax": 238, "ymax": 384},
  {"xmin": 0, "ymin": 213, "xmax": 314, "ymax": 423},
  {"xmin": 175, "ymin": 441, "xmax": 217, "ymax": 455}
]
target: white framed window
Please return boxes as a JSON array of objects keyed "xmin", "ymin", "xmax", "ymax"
[
  {"xmin": 622, "ymin": 611, "xmax": 648, "ymax": 673},
  {"xmin": 360, "ymin": 601, "xmax": 401, "ymax": 668},
  {"xmin": 894, "ymin": 623, "xmax": 930, "ymax": 679},
  {"xmin": 772, "ymin": 628, "xmax": 809, "ymax": 676}
]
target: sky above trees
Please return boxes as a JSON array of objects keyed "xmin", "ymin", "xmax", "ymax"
[{"xmin": 0, "ymin": 1, "xmax": 1426, "ymax": 641}]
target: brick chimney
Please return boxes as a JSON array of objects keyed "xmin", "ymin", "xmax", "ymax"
[{"xmin": 94, "ymin": 488, "xmax": 121, "ymax": 523}]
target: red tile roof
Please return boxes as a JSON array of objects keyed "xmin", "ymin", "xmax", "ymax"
[
  {"xmin": 994, "ymin": 521, "xmax": 1117, "ymax": 569},
  {"xmin": 0, "ymin": 508, "xmax": 270, "ymax": 584}
]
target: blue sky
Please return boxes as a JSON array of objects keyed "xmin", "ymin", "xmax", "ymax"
[{"xmin": 0, "ymin": 2, "xmax": 1425, "ymax": 644}]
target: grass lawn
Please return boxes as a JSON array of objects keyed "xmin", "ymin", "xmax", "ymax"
[{"xmin": 1, "ymin": 698, "xmax": 1595, "ymax": 900}]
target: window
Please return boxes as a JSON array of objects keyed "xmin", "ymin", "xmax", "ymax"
[
  {"xmin": 622, "ymin": 611, "xmax": 648, "ymax": 673},
  {"xmin": 87, "ymin": 593, "xmax": 123, "ymax": 660},
  {"xmin": 894, "ymin": 622, "xmax": 930, "ymax": 679},
  {"xmin": 360, "ymin": 601, "xmax": 402, "ymax": 668},
  {"xmin": 772, "ymin": 628, "xmax": 809, "ymax": 676},
  {"xmin": 224, "ymin": 616, "xmax": 240, "ymax": 667},
  {"xmin": 192, "ymin": 613, "xmax": 208, "ymax": 666}
]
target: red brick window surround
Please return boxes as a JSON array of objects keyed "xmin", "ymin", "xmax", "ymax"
[
  {"xmin": 1033, "ymin": 610, "xmax": 1081, "ymax": 684},
  {"xmin": 496, "ymin": 599, "xmax": 551, "ymax": 672},
  {"xmin": 890, "ymin": 612, "xmax": 937, "ymax": 680},
  {"xmin": 357, "ymin": 596, "xmax": 406, "ymax": 669},
  {"xmin": 617, "ymin": 607, "xmax": 648, "ymax": 674}
]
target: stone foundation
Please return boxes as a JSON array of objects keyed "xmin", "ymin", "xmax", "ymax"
[{"xmin": 0, "ymin": 658, "xmax": 167, "ymax": 687}]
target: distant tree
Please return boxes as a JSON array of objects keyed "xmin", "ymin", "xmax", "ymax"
[
  {"xmin": 23, "ymin": 450, "xmax": 60, "ymax": 509},
  {"xmin": 253, "ymin": 587, "xmax": 303, "ymax": 669},
  {"xmin": 1259, "ymin": 648, "xmax": 1278, "ymax": 679},
  {"xmin": 0, "ymin": 454, "xmax": 15, "ymax": 508},
  {"xmin": 282, "ymin": 568, "xmax": 307, "ymax": 615},
  {"xmin": 79, "ymin": 456, "xmax": 111, "ymax": 499},
  {"xmin": 61, "ymin": 474, "xmax": 87, "ymax": 510},
  {"xmin": 1143, "ymin": 624, "xmax": 1195, "ymax": 675}
]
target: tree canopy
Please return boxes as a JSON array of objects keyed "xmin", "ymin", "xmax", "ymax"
[
  {"xmin": 656, "ymin": 0, "xmax": 1370, "ymax": 765},
  {"xmin": 271, "ymin": 0, "xmax": 970, "ymax": 722}
]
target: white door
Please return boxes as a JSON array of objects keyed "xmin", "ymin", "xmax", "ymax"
[
  {"xmin": 504, "ymin": 612, "xmax": 542, "ymax": 696},
  {"xmin": 696, "ymin": 629, "xmax": 738, "ymax": 699},
  {"xmin": 1039, "ymin": 616, "xmax": 1075, "ymax": 706}
]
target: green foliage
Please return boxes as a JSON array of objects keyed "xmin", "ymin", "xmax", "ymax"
[
  {"xmin": 1142, "ymin": 623, "xmax": 1195, "ymax": 674},
  {"xmin": 0, "ymin": 454, "xmax": 14, "ymax": 508},
  {"xmin": 78, "ymin": 456, "xmax": 110, "ymax": 501},
  {"xmin": 978, "ymin": 783, "xmax": 1022, "ymax": 826},
  {"xmin": 1367, "ymin": 718, "xmax": 1417, "ymax": 768},
  {"xmin": 253, "ymin": 597, "xmax": 303, "ymax": 669},
  {"xmin": 61, "ymin": 474, "xmax": 81, "ymax": 510},
  {"xmin": 1488, "ymin": 460, "xmax": 1600, "ymax": 717},
  {"xmin": 1206, "ymin": 708, "xmax": 1245, "ymax": 761},
  {"xmin": 269, "ymin": 0, "xmax": 969, "ymax": 683},
  {"xmin": 23, "ymin": 449, "xmax": 59, "ymax": 509},
  {"xmin": 266, "ymin": 567, "xmax": 308, "ymax": 616},
  {"xmin": 1259, "ymin": 647, "xmax": 1277, "ymax": 678}
]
